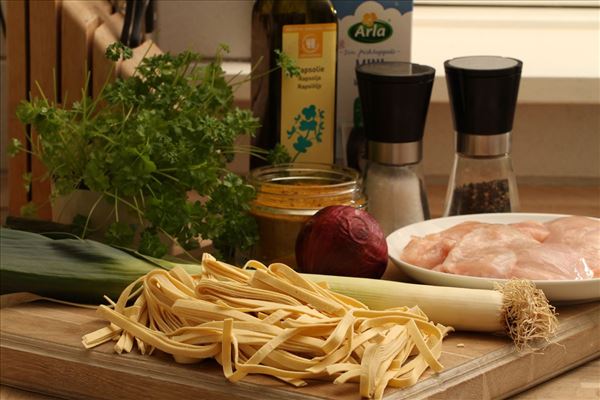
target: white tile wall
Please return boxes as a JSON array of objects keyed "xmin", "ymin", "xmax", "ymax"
[
  {"xmin": 422, "ymin": 103, "xmax": 600, "ymax": 184},
  {"xmin": 155, "ymin": 0, "xmax": 253, "ymax": 60}
]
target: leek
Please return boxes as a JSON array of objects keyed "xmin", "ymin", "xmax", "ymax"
[
  {"xmin": 0, "ymin": 228, "xmax": 557, "ymax": 347},
  {"xmin": 0, "ymin": 228, "xmax": 200, "ymax": 303}
]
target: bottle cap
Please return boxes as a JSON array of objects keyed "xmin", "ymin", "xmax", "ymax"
[
  {"xmin": 445, "ymin": 56, "xmax": 522, "ymax": 135},
  {"xmin": 356, "ymin": 62, "xmax": 435, "ymax": 145}
]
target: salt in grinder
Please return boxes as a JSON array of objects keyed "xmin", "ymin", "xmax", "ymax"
[{"xmin": 356, "ymin": 62, "xmax": 435, "ymax": 236}]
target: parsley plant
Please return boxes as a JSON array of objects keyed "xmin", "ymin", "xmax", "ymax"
[{"xmin": 13, "ymin": 43, "xmax": 295, "ymax": 260}]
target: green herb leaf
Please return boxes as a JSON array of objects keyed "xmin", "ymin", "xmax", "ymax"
[
  {"xmin": 275, "ymin": 49, "xmax": 301, "ymax": 78},
  {"xmin": 22, "ymin": 172, "xmax": 32, "ymax": 192},
  {"xmin": 8, "ymin": 138, "xmax": 24, "ymax": 156},
  {"xmin": 20, "ymin": 202, "xmax": 37, "ymax": 218},
  {"xmin": 106, "ymin": 221, "xmax": 136, "ymax": 247},
  {"xmin": 267, "ymin": 143, "xmax": 292, "ymax": 165},
  {"xmin": 105, "ymin": 42, "xmax": 133, "ymax": 62},
  {"xmin": 139, "ymin": 229, "xmax": 169, "ymax": 258}
]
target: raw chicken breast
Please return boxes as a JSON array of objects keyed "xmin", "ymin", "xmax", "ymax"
[
  {"xmin": 510, "ymin": 221, "xmax": 550, "ymax": 242},
  {"xmin": 400, "ymin": 215, "xmax": 598, "ymax": 280},
  {"xmin": 439, "ymin": 225, "xmax": 538, "ymax": 278},
  {"xmin": 401, "ymin": 221, "xmax": 485, "ymax": 268},
  {"xmin": 544, "ymin": 216, "xmax": 600, "ymax": 277},
  {"xmin": 401, "ymin": 236, "xmax": 453, "ymax": 269},
  {"xmin": 512, "ymin": 243, "xmax": 594, "ymax": 280}
]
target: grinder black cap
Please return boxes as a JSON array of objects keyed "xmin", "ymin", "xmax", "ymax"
[
  {"xmin": 356, "ymin": 62, "xmax": 435, "ymax": 144},
  {"xmin": 445, "ymin": 55, "xmax": 522, "ymax": 135}
]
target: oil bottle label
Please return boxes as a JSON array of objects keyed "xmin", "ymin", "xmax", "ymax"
[{"xmin": 281, "ymin": 23, "xmax": 336, "ymax": 164}]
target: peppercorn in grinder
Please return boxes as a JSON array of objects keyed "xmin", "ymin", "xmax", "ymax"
[
  {"xmin": 443, "ymin": 56, "xmax": 523, "ymax": 216},
  {"xmin": 356, "ymin": 62, "xmax": 435, "ymax": 236}
]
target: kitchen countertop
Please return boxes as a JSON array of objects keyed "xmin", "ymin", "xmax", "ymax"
[{"xmin": 1, "ymin": 184, "xmax": 599, "ymax": 399}]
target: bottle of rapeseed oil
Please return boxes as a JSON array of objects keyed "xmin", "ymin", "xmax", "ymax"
[{"xmin": 251, "ymin": 0, "xmax": 338, "ymax": 167}]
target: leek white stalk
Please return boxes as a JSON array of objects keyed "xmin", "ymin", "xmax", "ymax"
[
  {"xmin": 304, "ymin": 274, "xmax": 557, "ymax": 349},
  {"xmin": 305, "ymin": 274, "xmax": 503, "ymax": 331}
]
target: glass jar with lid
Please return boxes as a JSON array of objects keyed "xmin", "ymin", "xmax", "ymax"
[{"xmin": 248, "ymin": 163, "xmax": 366, "ymax": 267}]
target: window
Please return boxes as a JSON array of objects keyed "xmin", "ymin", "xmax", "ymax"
[{"xmin": 412, "ymin": 1, "xmax": 600, "ymax": 103}]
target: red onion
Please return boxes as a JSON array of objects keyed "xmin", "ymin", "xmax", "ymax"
[{"xmin": 295, "ymin": 205, "xmax": 388, "ymax": 279}]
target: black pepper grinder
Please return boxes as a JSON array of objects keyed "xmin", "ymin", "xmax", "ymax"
[
  {"xmin": 443, "ymin": 56, "xmax": 523, "ymax": 216},
  {"xmin": 356, "ymin": 62, "xmax": 435, "ymax": 236}
]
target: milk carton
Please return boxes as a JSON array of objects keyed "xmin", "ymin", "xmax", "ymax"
[{"xmin": 332, "ymin": 0, "xmax": 413, "ymax": 169}]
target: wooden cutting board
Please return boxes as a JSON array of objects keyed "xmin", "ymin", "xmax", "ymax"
[{"xmin": 1, "ymin": 301, "xmax": 598, "ymax": 400}]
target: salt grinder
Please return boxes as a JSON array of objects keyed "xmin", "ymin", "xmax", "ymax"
[
  {"xmin": 356, "ymin": 62, "xmax": 435, "ymax": 236},
  {"xmin": 443, "ymin": 56, "xmax": 523, "ymax": 216}
]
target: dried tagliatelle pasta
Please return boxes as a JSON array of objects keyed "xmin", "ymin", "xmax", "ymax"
[{"xmin": 82, "ymin": 254, "xmax": 452, "ymax": 399}]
